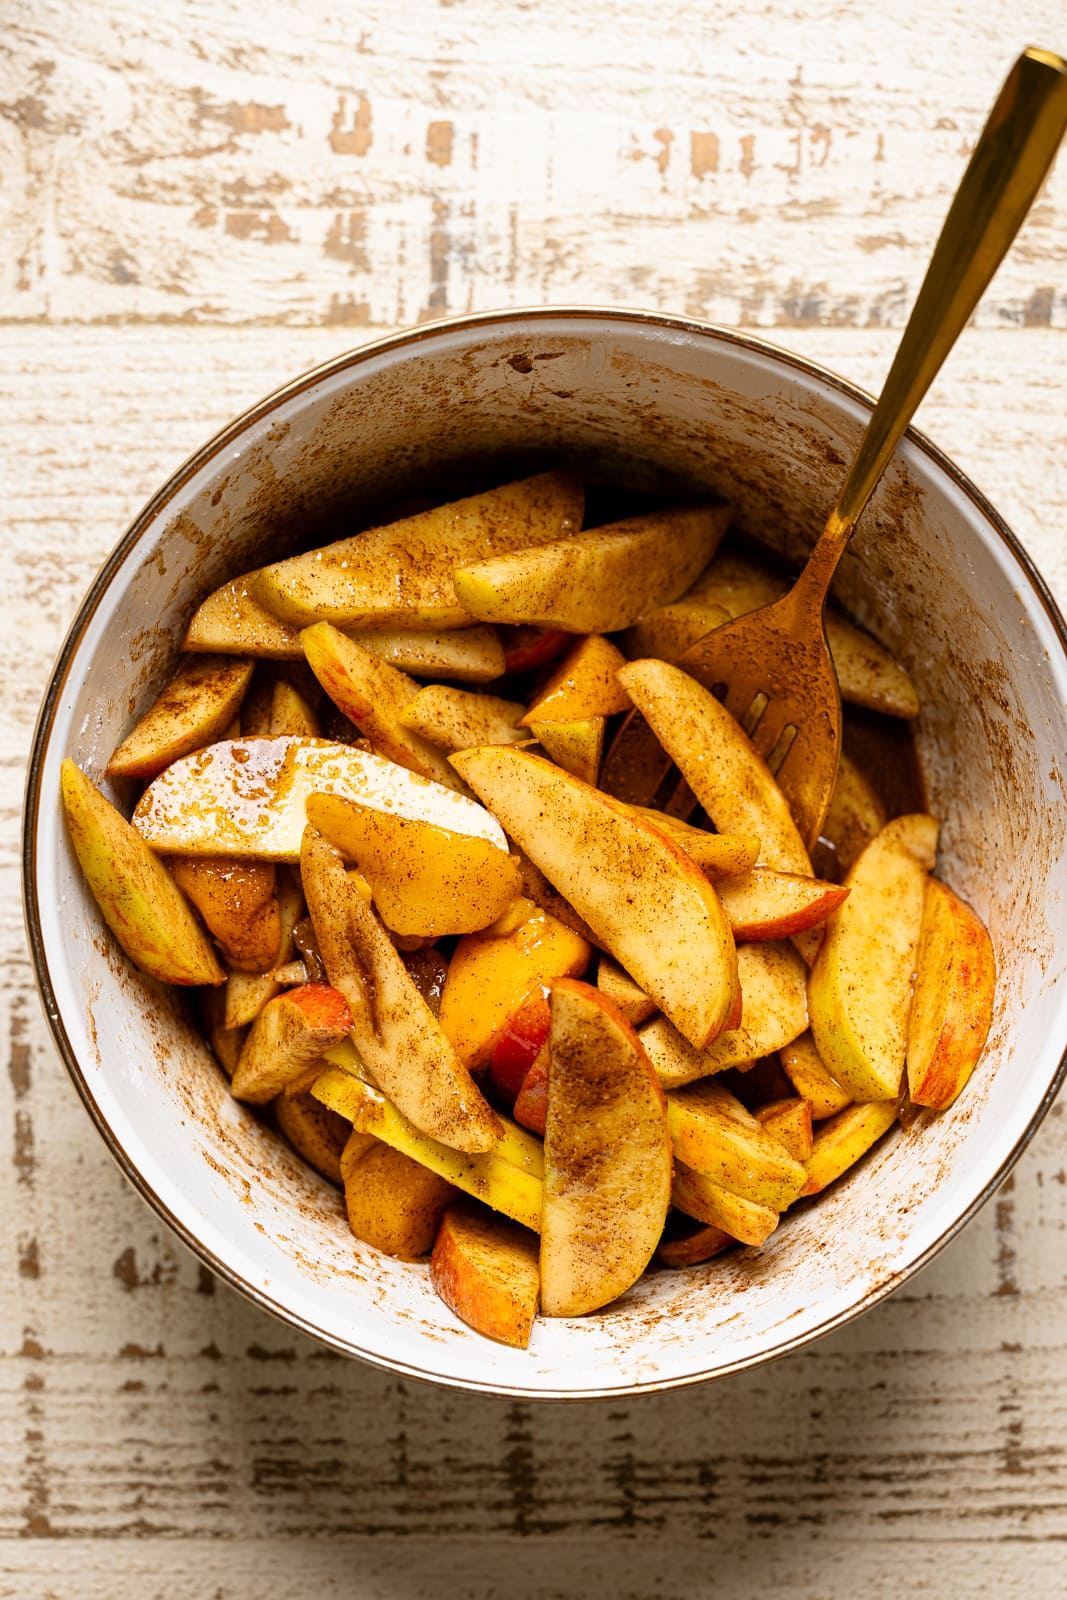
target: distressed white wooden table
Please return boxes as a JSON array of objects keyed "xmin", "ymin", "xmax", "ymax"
[{"xmin": 3, "ymin": 4, "xmax": 1067, "ymax": 1596}]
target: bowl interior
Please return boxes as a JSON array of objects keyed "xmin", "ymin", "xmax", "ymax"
[{"xmin": 28, "ymin": 311, "xmax": 1067, "ymax": 1395}]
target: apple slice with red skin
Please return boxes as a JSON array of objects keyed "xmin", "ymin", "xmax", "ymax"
[
  {"xmin": 540, "ymin": 980, "xmax": 672, "ymax": 1316},
  {"xmin": 715, "ymin": 869, "xmax": 848, "ymax": 941},
  {"xmin": 231, "ymin": 983, "xmax": 353, "ymax": 1104},
  {"xmin": 431, "ymin": 1202, "xmax": 541, "ymax": 1348},
  {"xmin": 906, "ymin": 878, "xmax": 996, "ymax": 1110},
  {"xmin": 490, "ymin": 994, "xmax": 551, "ymax": 1106},
  {"xmin": 500, "ymin": 626, "xmax": 572, "ymax": 675},
  {"xmin": 517, "ymin": 634, "xmax": 632, "ymax": 724},
  {"xmin": 513, "ymin": 1045, "xmax": 550, "ymax": 1135}
]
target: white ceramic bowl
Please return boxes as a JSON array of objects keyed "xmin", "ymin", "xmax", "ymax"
[{"xmin": 24, "ymin": 309, "xmax": 1067, "ymax": 1396}]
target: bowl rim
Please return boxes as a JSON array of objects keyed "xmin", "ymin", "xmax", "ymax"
[{"xmin": 22, "ymin": 304, "xmax": 1067, "ymax": 1396}]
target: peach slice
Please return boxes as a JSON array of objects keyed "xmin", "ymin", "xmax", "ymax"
[
  {"xmin": 715, "ymin": 869, "xmax": 848, "ymax": 941},
  {"xmin": 670, "ymin": 1163, "xmax": 779, "ymax": 1246},
  {"xmin": 106, "ymin": 656, "xmax": 254, "ymax": 781},
  {"xmin": 344, "ymin": 1144, "xmax": 459, "ymax": 1259},
  {"xmin": 517, "ymin": 634, "xmax": 632, "ymax": 724},
  {"xmin": 540, "ymin": 980, "xmax": 672, "ymax": 1316},
  {"xmin": 639, "ymin": 941, "xmax": 808, "ymax": 1087},
  {"xmin": 301, "ymin": 826, "xmax": 502, "ymax": 1153},
  {"xmin": 808, "ymin": 814, "xmax": 939, "ymax": 1102},
  {"xmin": 453, "ymin": 506, "xmax": 730, "ymax": 634},
  {"xmin": 60, "ymin": 760, "xmax": 224, "ymax": 988},
  {"xmin": 754, "ymin": 1097, "xmax": 814, "ymax": 1162},
  {"xmin": 527, "ymin": 716, "xmax": 605, "ymax": 785},
  {"xmin": 799, "ymin": 1101, "xmax": 898, "ymax": 1196},
  {"xmin": 665, "ymin": 1079, "xmax": 808, "ymax": 1210},
  {"xmin": 451, "ymin": 746, "xmax": 738, "ymax": 1050},
  {"xmin": 431, "ymin": 1202, "xmax": 541, "ymax": 1348},
  {"xmin": 306, "ymin": 791, "xmax": 520, "ymax": 938},
  {"xmin": 618, "ymin": 658, "xmax": 812, "ymax": 876},
  {"xmin": 397, "ymin": 685, "xmax": 527, "ymax": 752},
  {"xmin": 906, "ymin": 878, "xmax": 996, "ymax": 1110},
  {"xmin": 274, "ymin": 1090, "xmax": 350, "ymax": 1184},
  {"xmin": 778, "ymin": 1030, "xmax": 852, "ymax": 1120},
  {"xmin": 253, "ymin": 470, "xmax": 584, "ymax": 629},
  {"xmin": 230, "ymin": 983, "xmax": 353, "ymax": 1104},
  {"xmin": 168, "ymin": 856, "xmax": 280, "ymax": 973}
]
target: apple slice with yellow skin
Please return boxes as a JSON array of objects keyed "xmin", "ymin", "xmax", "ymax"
[
  {"xmin": 799, "ymin": 1101, "xmax": 898, "ymax": 1196},
  {"xmin": 754, "ymin": 1097, "xmax": 814, "ymax": 1162},
  {"xmin": 620, "ymin": 599, "xmax": 731, "ymax": 665},
  {"xmin": 451, "ymin": 746, "xmax": 739, "ymax": 1050},
  {"xmin": 302, "ymin": 624, "xmax": 465, "ymax": 791},
  {"xmin": 183, "ymin": 569, "xmax": 305, "ymax": 657},
  {"xmin": 344, "ymin": 1143, "xmax": 459, "ymax": 1259},
  {"xmin": 301, "ymin": 826, "xmax": 502, "ymax": 1153},
  {"xmin": 306, "ymin": 791, "xmax": 521, "ymax": 938},
  {"xmin": 453, "ymin": 505, "xmax": 730, "ymax": 634},
  {"xmin": 778, "ymin": 1030, "xmax": 852, "ymax": 1119},
  {"xmin": 540, "ymin": 980, "xmax": 672, "ymax": 1316},
  {"xmin": 253, "ymin": 471, "xmax": 584, "ymax": 629},
  {"xmin": 168, "ymin": 856, "xmax": 280, "ymax": 973},
  {"xmin": 809, "ymin": 813, "xmax": 939, "ymax": 1103},
  {"xmin": 274, "ymin": 1090, "xmax": 350, "ymax": 1184},
  {"xmin": 670, "ymin": 1163, "xmax": 779, "ymax": 1246},
  {"xmin": 106, "ymin": 655, "xmax": 254, "ymax": 781},
  {"xmin": 655, "ymin": 1220, "xmax": 734, "ymax": 1268},
  {"xmin": 813, "ymin": 750, "xmax": 888, "ymax": 881},
  {"xmin": 906, "ymin": 878, "xmax": 996, "ymax": 1110},
  {"xmin": 715, "ymin": 869, "xmax": 848, "ymax": 941},
  {"xmin": 134, "ymin": 736, "xmax": 506, "ymax": 862},
  {"xmin": 684, "ymin": 550, "xmax": 920, "ymax": 719},
  {"xmin": 527, "ymin": 716, "xmax": 605, "ymax": 786},
  {"xmin": 517, "ymin": 634, "xmax": 632, "ymax": 724},
  {"xmin": 397, "ymin": 685, "xmax": 527, "ymax": 752},
  {"xmin": 597, "ymin": 955, "xmax": 658, "ymax": 1026},
  {"xmin": 230, "ymin": 982, "xmax": 353, "ymax": 1104},
  {"xmin": 438, "ymin": 900, "xmax": 591, "ymax": 1069},
  {"xmin": 313, "ymin": 1063, "xmax": 543, "ymax": 1230},
  {"xmin": 618, "ymin": 659, "xmax": 812, "ymax": 878},
  {"xmin": 629, "ymin": 810, "xmax": 760, "ymax": 879},
  {"xmin": 665, "ymin": 1079, "xmax": 807, "ymax": 1210},
  {"xmin": 639, "ymin": 941, "xmax": 808, "ymax": 1088},
  {"xmin": 60, "ymin": 760, "xmax": 225, "ymax": 987},
  {"xmin": 431, "ymin": 1202, "xmax": 541, "ymax": 1349}
]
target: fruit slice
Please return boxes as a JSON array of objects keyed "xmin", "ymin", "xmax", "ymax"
[
  {"xmin": 274, "ymin": 1089, "xmax": 350, "ymax": 1183},
  {"xmin": 629, "ymin": 811, "xmax": 760, "ymax": 879},
  {"xmin": 655, "ymin": 1220, "xmax": 734, "ymax": 1268},
  {"xmin": 620, "ymin": 599, "xmax": 731, "ymax": 664},
  {"xmin": 639, "ymin": 941, "xmax": 808, "ymax": 1087},
  {"xmin": 106, "ymin": 656, "xmax": 254, "ymax": 781},
  {"xmin": 715, "ymin": 870, "xmax": 848, "ymax": 941},
  {"xmin": 517, "ymin": 634, "xmax": 632, "ymax": 724},
  {"xmin": 596, "ymin": 955, "xmax": 658, "ymax": 1027},
  {"xmin": 451, "ymin": 746, "xmax": 738, "ymax": 1050},
  {"xmin": 133, "ymin": 737, "xmax": 506, "ymax": 862},
  {"xmin": 665, "ymin": 1079, "xmax": 807, "ymax": 1209},
  {"xmin": 799, "ymin": 1101, "xmax": 898, "ymax": 1196},
  {"xmin": 778, "ymin": 1031, "xmax": 852, "ymax": 1119},
  {"xmin": 183, "ymin": 571, "xmax": 304, "ymax": 658},
  {"xmin": 808, "ymin": 814, "xmax": 939, "ymax": 1102},
  {"xmin": 253, "ymin": 470, "xmax": 584, "ymax": 628},
  {"xmin": 431, "ymin": 1202, "xmax": 541, "ymax": 1348},
  {"xmin": 60, "ymin": 760, "xmax": 224, "ymax": 987},
  {"xmin": 813, "ymin": 750, "xmax": 888, "ymax": 880},
  {"xmin": 230, "ymin": 983, "xmax": 353, "ymax": 1103},
  {"xmin": 340, "ymin": 626, "xmax": 505, "ymax": 683},
  {"xmin": 197, "ymin": 986, "xmax": 247, "ymax": 1077},
  {"xmin": 540, "ymin": 980, "xmax": 672, "ymax": 1316},
  {"xmin": 527, "ymin": 717, "xmax": 605, "ymax": 785},
  {"xmin": 313, "ymin": 1063, "xmax": 543, "ymax": 1230},
  {"xmin": 490, "ymin": 994, "xmax": 552, "ymax": 1105},
  {"xmin": 301, "ymin": 828, "xmax": 501, "ymax": 1151},
  {"xmin": 306, "ymin": 792, "xmax": 520, "ymax": 938},
  {"xmin": 618, "ymin": 659, "xmax": 812, "ymax": 876},
  {"xmin": 224, "ymin": 866, "xmax": 306, "ymax": 1028},
  {"xmin": 270, "ymin": 679, "xmax": 320, "ymax": 739},
  {"xmin": 753, "ymin": 1097, "xmax": 814, "ymax": 1162},
  {"xmin": 513, "ymin": 1047, "xmax": 550, "ymax": 1135},
  {"xmin": 302, "ymin": 624, "xmax": 464, "ymax": 790},
  {"xmin": 168, "ymin": 857, "xmax": 280, "ymax": 973},
  {"xmin": 906, "ymin": 878, "xmax": 996, "ymax": 1110},
  {"xmin": 344, "ymin": 1144, "xmax": 459, "ymax": 1259},
  {"xmin": 438, "ymin": 900, "xmax": 591, "ymax": 1069},
  {"xmin": 670, "ymin": 1163, "xmax": 779, "ymax": 1246},
  {"xmin": 453, "ymin": 505, "xmax": 729, "ymax": 634},
  {"xmin": 397, "ymin": 685, "xmax": 527, "ymax": 752},
  {"xmin": 500, "ymin": 626, "xmax": 571, "ymax": 674}
]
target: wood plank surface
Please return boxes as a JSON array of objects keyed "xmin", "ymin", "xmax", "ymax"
[{"xmin": 4, "ymin": 2, "xmax": 1067, "ymax": 1596}]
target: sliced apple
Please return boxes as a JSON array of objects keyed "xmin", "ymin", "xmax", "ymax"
[
  {"xmin": 270, "ymin": 678, "xmax": 321, "ymax": 738},
  {"xmin": 229, "ymin": 983, "xmax": 353, "ymax": 1103},
  {"xmin": 490, "ymin": 994, "xmax": 552, "ymax": 1105},
  {"xmin": 397, "ymin": 685, "xmax": 527, "ymax": 752},
  {"xmin": 512, "ymin": 850, "xmax": 601, "ymax": 947},
  {"xmin": 596, "ymin": 955, "xmax": 658, "ymax": 1027},
  {"xmin": 620, "ymin": 598, "xmax": 731, "ymax": 664},
  {"xmin": 808, "ymin": 814, "xmax": 939, "ymax": 1102},
  {"xmin": 451, "ymin": 746, "xmax": 738, "ymax": 1050},
  {"xmin": 670, "ymin": 1163, "xmax": 779, "ymax": 1246},
  {"xmin": 106, "ymin": 656, "xmax": 254, "ymax": 781},
  {"xmin": 183, "ymin": 570, "xmax": 304, "ymax": 658},
  {"xmin": 344, "ymin": 1143, "xmax": 459, "ymax": 1259},
  {"xmin": 252, "ymin": 470, "xmax": 584, "ymax": 628},
  {"xmin": 655, "ymin": 1220, "xmax": 734, "ymax": 1268},
  {"xmin": 340, "ymin": 1126, "xmax": 380, "ymax": 1184},
  {"xmin": 629, "ymin": 811, "xmax": 760, "ymax": 880},
  {"xmin": 813, "ymin": 750, "xmax": 888, "ymax": 881},
  {"xmin": 301, "ymin": 826, "xmax": 501, "ymax": 1152},
  {"xmin": 60, "ymin": 760, "xmax": 224, "ymax": 987},
  {"xmin": 133, "ymin": 737, "xmax": 507, "ymax": 862},
  {"xmin": 665, "ymin": 1079, "xmax": 807, "ymax": 1209},
  {"xmin": 517, "ymin": 634, "xmax": 631, "ymax": 724},
  {"xmin": 224, "ymin": 866, "xmax": 305, "ymax": 1028},
  {"xmin": 342, "ymin": 625, "xmax": 505, "ymax": 683},
  {"xmin": 778, "ymin": 1031, "xmax": 852, "ymax": 1120},
  {"xmin": 453, "ymin": 505, "xmax": 729, "ymax": 634},
  {"xmin": 306, "ymin": 791, "xmax": 520, "ymax": 938},
  {"xmin": 753, "ymin": 1097, "xmax": 814, "ymax": 1162},
  {"xmin": 312, "ymin": 1063, "xmax": 543, "ymax": 1230},
  {"xmin": 438, "ymin": 900, "xmax": 591, "ymax": 1070},
  {"xmin": 513, "ymin": 1046, "xmax": 550, "ymax": 1135},
  {"xmin": 685, "ymin": 550, "xmax": 920, "ymax": 719},
  {"xmin": 906, "ymin": 878, "xmax": 996, "ymax": 1110},
  {"xmin": 168, "ymin": 856, "xmax": 280, "ymax": 973},
  {"xmin": 618, "ymin": 658, "xmax": 812, "ymax": 877},
  {"xmin": 540, "ymin": 980, "xmax": 672, "ymax": 1316},
  {"xmin": 800, "ymin": 1101, "xmax": 898, "ymax": 1196},
  {"xmin": 274, "ymin": 1089, "xmax": 350, "ymax": 1183},
  {"xmin": 302, "ymin": 624, "xmax": 465, "ymax": 790},
  {"xmin": 639, "ymin": 941, "xmax": 808, "ymax": 1087},
  {"xmin": 715, "ymin": 869, "xmax": 848, "ymax": 941},
  {"xmin": 527, "ymin": 717, "xmax": 605, "ymax": 786},
  {"xmin": 500, "ymin": 625, "xmax": 572, "ymax": 675},
  {"xmin": 196, "ymin": 986, "xmax": 247, "ymax": 1077},
  {"xmin": 431, "ymin": 1203, "xmax": 541, "ymax": 1348}
]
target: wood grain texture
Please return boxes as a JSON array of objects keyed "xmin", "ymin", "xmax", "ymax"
[{"xmin": 4, "ymin": 0, "xmax": 1067, "ymax": 1594}]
